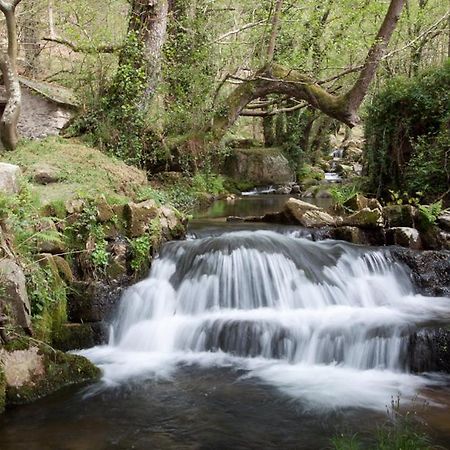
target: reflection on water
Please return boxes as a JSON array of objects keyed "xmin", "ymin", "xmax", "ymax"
[{"xmin": 194, "ymin": 194, "xmax": 333, "ymax": 220}]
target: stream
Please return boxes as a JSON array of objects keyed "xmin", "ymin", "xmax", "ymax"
[{"xmin": 1, "ymin": 195, "xmax": 450, "ymax": 449}]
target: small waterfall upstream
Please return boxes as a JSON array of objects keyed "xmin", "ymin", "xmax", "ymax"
[{"xmin": 82, "ymin": 230, "xmax": 450, "ymax": 411}]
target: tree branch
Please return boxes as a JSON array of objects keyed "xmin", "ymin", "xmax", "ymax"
[
  {"xmin": 215, "ymin": 20, "xmax": 265, "ymax": 43},
  {"xmin": 42, "ymin": 36, "xmax": 123, "ymax": 54}
]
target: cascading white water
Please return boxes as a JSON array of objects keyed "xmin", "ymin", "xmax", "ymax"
[{"xmin": 81, "ymin": 230, "xmax": 450, "ymax": 411}]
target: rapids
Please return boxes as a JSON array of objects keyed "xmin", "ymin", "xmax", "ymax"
[{"xmin": 80, "ymin": 229, "xmax": 450, "ymax": 411}]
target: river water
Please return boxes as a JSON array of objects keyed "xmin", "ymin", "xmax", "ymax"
[{"xmin": 1, "ymin": 195, "xmax": 450, "ymax": 449}]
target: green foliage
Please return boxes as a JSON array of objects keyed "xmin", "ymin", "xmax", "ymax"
[
  {"xmin": 298, "ymin": 164, "xmax": 325, "ymax": 182},
  {"xmin": 418, "ymin": 200, "xmax": 444, "ymax": 228},
  {"xmin": 365, "ymin": 61, "xmax": 450, "ymax": 200},
  {"xmin": 129, "ymin": 235, "xmax": 151, "ymax": 272},
  {"xmin": 329, "ymin": 184, "xmax": 360, "ymax": 207},
  {"xmin": 387, "ymin": 190, "xmax": 423, "ymax": 206},
  {"xmin": 331, "ymin": 397, "xmax": 434, "ymax": 450},
  {"xmin": 69, "ymin": 32, "xmax": 168, "ymax": 170},
  {"xmin": 331, "ymin": 434, "xmax": 361, "ymax": 450}
]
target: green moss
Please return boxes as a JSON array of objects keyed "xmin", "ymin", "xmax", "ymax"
[
  {"xmin": 6, "ymin": 344, "xmax": 100, "ymax": 406},
  {"xmin": 4, "ymin": 137, "xmax": 147, "ymax": 204},
  {"xmin": 52, "ymin": 324, "xmax": 95, "ymax": 352}
]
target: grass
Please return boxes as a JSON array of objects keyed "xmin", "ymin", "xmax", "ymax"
[
  {"xmin": 330, "ymin": 398, "xmax": 435, "ymax": 450},
  {"xmin": 3, "ymin": 136, "xmax": 148, "ymax": 204}
]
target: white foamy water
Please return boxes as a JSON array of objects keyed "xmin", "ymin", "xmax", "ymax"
[{"xmin": 80, "ymin": 231, "xmax": 450, "ymax": 411}]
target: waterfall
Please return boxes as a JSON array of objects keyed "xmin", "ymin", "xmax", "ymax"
[{"xmin": 81, "ymin": 230, "xmax": 450, "ymax": 411}]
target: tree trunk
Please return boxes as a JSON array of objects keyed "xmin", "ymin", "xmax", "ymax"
[
  {"xmin": 209, "ymin": 0, "xmax": 406, "ymax": 143},
  {"xmin": 22, "ymin": 3, "xmax": 41, "ymax": 77},
  {"xmin": 0, "ymin": 1, "xmax": 23, "ymax": 151},
  {"xmin": 125, "ymin": 0, "xmax": 169, "ymax": 103}
]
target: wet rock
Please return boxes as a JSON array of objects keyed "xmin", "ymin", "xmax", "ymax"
[
  {"xmin": 386, "ymin": 227, "xmax": 422, "ymax": 250},
  {"xmin": 31, "ymin": 163, "xmax": 60, "ymax": 185},
  {"xmin": 389, "ymin": 248, "xmax": 450, "ymax": 297},
  {"xmin": 382, "ymin": 205, "xmax": 418, "ymax": 228},
  {"xmin": 68, "ymin": 280, "xmax": 131, "ymax": 323},
  {"xmin": 0, "ymin": 260, "xmax": 32, "ymax": 333},
  {"xmin": 0, "ymin": 163, "xmax": 21, "ymax": 194},
  {"xmin": 331, "ymin": 226, "xmax": 367, "ymax": 245},
  {"xmin": 52, "ymin": 323, "xmax": 108, "ymax": 351},
  {"xmin": 343, "ymin": 208, "xmax": 383, "ymax": 229},
  {"xmin": 409, "ymin": 328, "xmax": 450, "ymax": 373},
  {"xmin": 124, "ymin": 200, "xmax": 159, "ymax": 238}
]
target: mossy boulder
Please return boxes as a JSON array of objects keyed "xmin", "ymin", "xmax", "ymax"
[
  {"xmin": 52, "ymin": 323, "xmax": 96, "ymax": 351},
  {"xmin": 0, "ymin": 342, "xmax": 100, "ymax": 406},
  {"xmin": 382, "ymin": 205, "xmax": 418, "ymax": 228},
  {"xmin": 224, "ymin": 147, "xmax": 294, "ymax": 186},
  {"xmin": 344, "ymin": 208, "xmax": 383, "ymax": 229},
  {"xmin": 125, "ymin": 200, "xmax": 159, "ymax": 238}
]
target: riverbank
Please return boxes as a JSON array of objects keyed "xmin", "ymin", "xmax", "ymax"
[{"xmin": 0, "ymin": 137, "xmax": 189, "ymax": 411}]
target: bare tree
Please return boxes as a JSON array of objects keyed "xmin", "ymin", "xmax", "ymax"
[{"xmin": 0, "ymin": 0, "xmax": 23, "ymax": 150}]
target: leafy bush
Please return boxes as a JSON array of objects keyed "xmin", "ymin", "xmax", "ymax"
[{"xmin": 365, "ymin": 60, "xmax": 450, "ymax": 201}]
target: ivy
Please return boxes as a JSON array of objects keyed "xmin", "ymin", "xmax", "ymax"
[{"xmin": 364, "ymin": 61, "xmax": 450, "ymax": 201}]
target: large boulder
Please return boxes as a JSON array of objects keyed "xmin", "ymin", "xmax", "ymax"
[
  {"xmin": 0, "ymin": 343, "xmax": 100, "ymax": 406},
  {"xmin": 382, "ymin": 205, "xmax": 418, "ymax": 228},
  {"xmin": 284, "ymin": 198, "xmax": 336, "ymax": 227},
  {"xmin": 0, "ymin": 260, "xmax": 32, "ymax": 333},
  {"xmin": 225, "ymin": 147, "xmax": 294, "ymax": 186},
  {"xmin": 0, "ymin": 163, "xmax": 21, "ymax": 195},
  {"xmin": 343, "ymin": 194, "xmax": 369, "ymax": 211},
  {"xmin": 386, "ymin": 227, "xmax": 422, "ymax": 250},
  {"xmin": 343, "ymin": 208, "xmax": 383, "ymax": 229}
]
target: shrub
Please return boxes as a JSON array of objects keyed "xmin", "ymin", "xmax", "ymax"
[{"xmin": 364, "ymin": 60, "xmax": 450, "ymax": 201}]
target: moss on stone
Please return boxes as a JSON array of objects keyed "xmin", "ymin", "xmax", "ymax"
[{"xmin": 6, "ymin": 344, "xmax": 100, "ymax": 406}]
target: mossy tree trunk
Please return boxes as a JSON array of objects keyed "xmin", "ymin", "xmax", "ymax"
[
  {"xmin": 0, "ymin": 0, "xmax": 23, "ymax": 151},
  {"xmin": 209, "ymin": 0, "xmax": 406, "ymax": 143},
  {"xmin": 124, "ymin": 0, "xmax": 169, "ymax": 106}
]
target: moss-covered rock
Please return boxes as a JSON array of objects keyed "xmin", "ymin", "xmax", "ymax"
[
  {"xmin": 1, "ymin": 342, "xmax": 100, "ymax": 407},
  {"xmin": 382, "ymin": 205, "xmax": 418, "ymax": 228},
  {"xmin": 344, "ymin": 208, "xmax": 383, "ymax": 229},
  {"xmin": 125, "ymin": 200, "xmax": 159, "ymax": 238},
  {"xmin": 52, "ymin": 323, "xmax": 96, "ymax": 351}
]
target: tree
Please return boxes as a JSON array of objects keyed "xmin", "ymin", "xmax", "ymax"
[
  {"xmin": 0, "ymin": 0, "xmax": 23, "ymax": 150},
  {"xmin": 209, "ymin": 0, "xmax": 406, "ymax": 142}
]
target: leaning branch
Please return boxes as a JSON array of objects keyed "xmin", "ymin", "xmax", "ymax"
[{"xmin": 42, "ymin": 36, "xmax": 123, "ymax": 54}]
